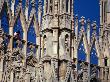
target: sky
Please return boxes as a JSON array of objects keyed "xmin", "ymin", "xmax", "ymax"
[
  {"xmin": 74, "ymin": 0, "xmax": 100, "ymax": 24},
  {"xmin": 1, "ymin": 0, "xmax": 100, "ymax": 64},
  {"xmin": 74, "ymin": 0, "xmax": 100, "ymax": 64}
]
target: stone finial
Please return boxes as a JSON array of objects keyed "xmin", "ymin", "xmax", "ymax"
[
  {"xmin": 75, "ymin": 15, "xmax": 78, "ymax": 26},
  {"xmin": 11, "ymin": 0, "xmax": 15, "ymax": 16},
  {"xmin": 91, "ymin": 21, "xmax": 97, "ymax": 36},
  {"xmin": 19, "ymin": 0, "xmax": 22, "ymax": 3},
  {"xmin": 25, "ymin": 0, "xmax": 29, "ymax": 21},
  {"xmin": 87, "ymin": 19, "xmax": 91, "ymax": 44},
  {"xmin": 75, "ymin": 14, "xmax": 78, "ymax": 20},
  {"xmin": 91, "ymin": 21, "xmax": 97, "ymax": 30},
  {"xmin": 38, "ymin": 0, "xmax": 42, "ymax": 7},
  {"xmin": 79, "ymin": 16, "xmax": 86, "ymax": 26},
  {"xmin": 31, "ymin": 0, "xmax": 36, "ymax": 7},
  {"xmin": 87, "ymin": 19, "xmax": 90, "ymax": 26},
  {"xmin": 25, "ymin": 0, "xmax": 29, "ymax": 7}
]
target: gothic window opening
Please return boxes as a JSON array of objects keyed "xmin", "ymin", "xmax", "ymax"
[
  {"xmin": 90, "ymin": 45, "xmax": 98, "ymax": 65},
  {"xmin": 1, "ymin": 3, "xmax": 9, "ymax": 34},
  {"xmin": 70, "ymin": 0, "xmax": 72, "ymax": 14},
  {"xmin": 104, "ymin": 1, "xmax": 107, "ymax": 22},
  {"xmin": 43, "ymin": 35, "xmax": 47, "ymax": 56},
  {"xmin": 62, "ymin": 0, "xmax": 65, "ymax": 12},
  {"xmin": 50, "ymin": 6, "xmax": 53, "ymax": 13},
  {"xmin": 102, "ymin": 1, "xmax": 104, "ymax": 23},
  {"xmin": 13, "ymin": 18, "xmax": 23, "ymax": 48},
  {"xmin": 50, "ymin": 0, "xmax": 53, "ymax": 13},
  {"xmin": 65, "ymin": 34, "xmax": 69, "ymax": 52},
  {"xmin": 46, "ymin": 0, "xmax": 48, "ymax": 13},
  {"xmin": 78, "ymin": 41, "xmax": 86, "ymax": 61},
  {"xmin": 66, "ymin": 0, "xmax": 69, "ymax": 12},
  {"xmin": 104, "ymin": 57, "xmax": 108, "ymax": 66}
]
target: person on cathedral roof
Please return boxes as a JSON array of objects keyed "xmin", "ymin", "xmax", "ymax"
[{"xmin": 14, "ymin": 31, "xmax": 21, "ymax": 40}]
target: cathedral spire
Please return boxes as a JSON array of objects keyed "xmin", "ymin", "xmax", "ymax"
[
  {"xmin": 75, "ymin": 15, "xmax": 78, "ymax": 40},
  {"xmin": 91, "ymin": 21, "xmax": 97, "ymax": 35},
  {"xmin": 87, "ymin": 19, "xmax": 90, "ymax": 44},
  {"xmin": 11, "ymin": 0, "xmax": 15, "ymax": 16},
  {"xmin": 31, "ymin": 0, "xmax": 36, "ymax": 14},
  {"xmin": 38, "ymin": 0, "xmax": 42, "ymax": 27},
  {"xmin": 25, "ymin": 0, "xmax": 29, "ymax": 21}
]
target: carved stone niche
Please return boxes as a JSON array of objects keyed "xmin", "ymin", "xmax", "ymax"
[
  {"xmin": 42, "ymin": 55, "xmax": 52, "ymax": 82},
  {"xmin": 77, "ymin": 61, "xmax": 88, "ymax": 82},
  {"xmin": 4, "ymin": 49, "xmax": 11, "ymax": 61},
  {"xmin": 26, "ymin": 54, "xmax": 37, "ymax": 67},
  {"xmin": 59, "ymin": 60, "xmax": 68, "ymax": 81},
  {"xmin": 11, "ymin": 48, "xmax": 24, "ymax": 63}
]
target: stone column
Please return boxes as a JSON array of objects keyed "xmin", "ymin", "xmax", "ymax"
[
  {"xmin": 9, "ymin": 25, "xmax": 13, "ymax": 52},
  {"xmin": 87, "ymin": 19, "xmax": 90, "ymax": 44},
  {"xmin": 100, "ymin": 0, "xmax": 102, "ymax": 25},
  {"xmin": 25, "ymin": 68, "xmax": 31, "ymax": 82},
  {"xmin": 64, "ymin": 0, "xmax": 66, "ymax": 13},
  {"xmin": 23, "ymin": 30, "xmax": 27, "ymax": 66},
  {"xmin": 104, "ymin": 67, "xmax": 109, "ymax": 82},
  {"xmin": 39, "ymin": 64, "xmax": 44, "ymax": 82},
  {"xmin": 41, "ymin": 36, "xmax": 43, "ymax": 58},
  {"xmin": 36, "ymin": 36, "xmax": 40, "ymax": 61},
  {"xmin": 109, "ymin": 58, "xmax": 110, "ymax": 82},
  {"xmin": 10, "ymin": 70, "xmax": 14, "ymax": 82},
  {"xmin": 11, "ymin": 0, "xmax": 15, "ymax": 17},
  {"xmin": 107, "ymin": 0, "xmax": 110, "ymax": 24},
  {"xmin": 71, "ymin": 0, "xmax": 74, "ymax": 60},
  {"xmin": 99, "ymin": 58, "xmax": 104, "ymax": 82},
  {"xmin": 83, "ymin": 66, "xmax": 88, "ymax": 82},
  {"xmin": 60, "ymin": 0, "xmax": 62, "ymax": 14},
  {"xmin": 44, "ymin": 0, "xmax": 46, "ymax": 15},
  {"xmin": 25, "ymin": 72, "xmax": 31, "ymax": 82},
  {"xmin": 68, "ymin": 0, "xmax": 70, "ymax": 14},
  {"xmin": 75, "ymin": 15, "xmax": 78, "ymax": 40},
  {"xmin": 47, "ymin": 0, "xmax": 50, "ymax": 14},
  {"xmin": 51, "ymin": 58, "xmax": 58, "ymax": 82},
  {"xmin": 38, "ymin": 0, "xmax": 42, "ymax": 27},
  {"xmin": 52, "ymin": 28, "xmax": 59, "ymax": 58}
]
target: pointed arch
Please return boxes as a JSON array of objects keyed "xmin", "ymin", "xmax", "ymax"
[
  {"xmin": 13, "ymin": 16, "xmax": 23, "ymax": 39},
  {"xmin": 89, "ymin": 36, "xmax": 102, "ymax": 65},
  {"xmin": 28, "ymin": 14, "xmax": 40, "ymax": 36},
  {"xmin": 90, "ymin": 36, "xmax": 101, "ymax": 58},
  {"xmin": 13, "ymin": 7, "xmax": 27, "ymax": 32},
  {"xmin": 1, "ymin": 2, "xmax": 10, "ymax": 34},
  {"xmin": 77, "ymin": 30, "xmax": 89, "ymax": 55},
  {"xmin": 0, "ymin": 0, "xmax": 12, "ymax": 18}
]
